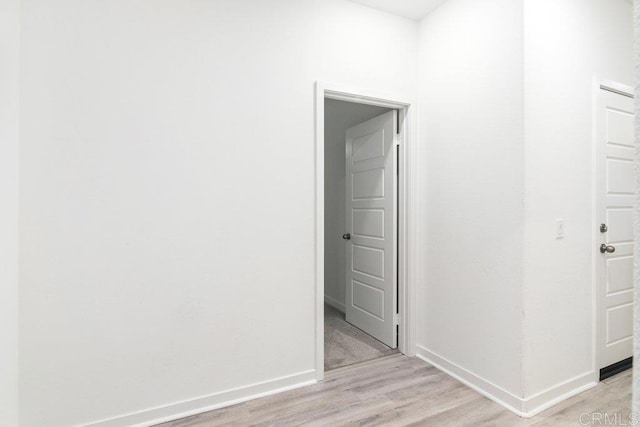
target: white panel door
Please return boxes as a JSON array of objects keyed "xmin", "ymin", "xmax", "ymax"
[
  {"xmin": 345, "ymin": 110, "xmax": 397, "ymax": 348},
  {"xmin": 596, "ymin": 88, "xmax": 634, "ymax": 369}
]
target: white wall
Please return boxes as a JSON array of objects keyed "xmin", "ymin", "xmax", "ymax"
[
  {"xmin": 16, "ymin": 0, "xmax": 634, "ymax": 423},
  {"xmin": 417, "ymin": 0, "xmax": 525, "ymax": 402},
  {"xmin": 17, "ymin": 1, "xmax": 418, "ymax": 425},
  {"xmin": 0, "ymin": 0, "xmax": 20, "ymax": 425},
  {"xmin": 324, "ymin": 99, "xmax": 390, "ymax": 311},
  {"xmin": 522, "ymin": 0, "xmax": 633, "ymax": 401},
  {"xmin": 417, "ymin": 0, "xmax": 634, "ymax": 413}
]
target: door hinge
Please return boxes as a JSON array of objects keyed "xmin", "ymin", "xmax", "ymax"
[{"xmin": 394, "ymin": 313, "xmax": 400, "ymax": 326}]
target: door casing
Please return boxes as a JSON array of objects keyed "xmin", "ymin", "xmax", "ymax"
[{"xmin": 314, "ymin": 81, "xmax": 418, "ymax": 379}]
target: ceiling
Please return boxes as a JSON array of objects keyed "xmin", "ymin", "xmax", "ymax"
[
  {"xmin": 325, "ymin": 99, "xmax": 391, "ymax": 130},
  {"xmin": 349, "ymin": 0, "xmax": 449, "ymax": 20}
]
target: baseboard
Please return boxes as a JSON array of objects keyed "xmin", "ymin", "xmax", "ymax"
[
  {"xmin": 85, "ymin": 370, "xmax": 317, "ymax": 427},
  {"xmin": 324, "ymin": 295, "xmax": 345, "ymax": 312},
  {"xmin": 415, "ymin": 345, "xmax": 525, "ymax": 416},
  {"xmin": 523, "ymin": 371, "xmax": 596, "ymax": 416},
  {"xmin": 415, "ymin": 345, "xmax": 597, "ymax": 418}
]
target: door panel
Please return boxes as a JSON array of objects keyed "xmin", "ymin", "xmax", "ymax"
[
  {"xmin": 345, "ymin": 110, "xmax": 397, "ymax": 348},
  {"xmin": 607, "ymin": 257, "xmax": 633, "ymax": 294},
  {"xmin": 352, "ymin": 169, "xmax": 385, "ymax": 199},
  {"xmin": 597, "ymin": 88, "xmax": 634, "ymax": 369},
  {"xmin": 606, "ymin": 159, "xmax": 634, "ymax": 193},
  {"xmin": 352, "ymin": 209, "xmax": 385, "ymax": 239},
  {"xmin": 606, "ymin": 109, "xmax": 634, "ymax": 147},
  {"xmin": 353, "ymin": 130, "xmax": 385, "ymax": 162},
  {"xmin": 607, "ymin": 304, "xmax": 633, "ymax": 343},
  {"xmin": 606, "ymin": 209, "xmax": 633, "ymax": 243},
  {"xmin": 352, "ymin": 280, "xmax": 385, "ymax": 319},
  {"xmin": 352, "ymin": 245, "xmax": 385, "ymax": 279}
]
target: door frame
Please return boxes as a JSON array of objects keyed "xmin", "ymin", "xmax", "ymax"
[
  {"xmin": 592, "ymin": 78, "xmax": 634, "ymax": 379},
  {"xmin": 314, "ymin": 81, "xmax": 418, "ymax": 380}
]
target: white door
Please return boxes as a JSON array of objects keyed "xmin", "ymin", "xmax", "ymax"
[
  {"xmin": 344, "ymin": 110, "xmax": 397, "ymax": 348},
  {"xmin": 596, "ymin": 87, "xmax": 634, "ymax": 369}
]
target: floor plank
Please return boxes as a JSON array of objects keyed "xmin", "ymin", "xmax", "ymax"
[
  {"xmin": 324, "ymin": 304, "xmax": 397, "ymax": 371},
  {"xmin": 157, "ymin": 354, "xmax": 632, "ymax": 427}
]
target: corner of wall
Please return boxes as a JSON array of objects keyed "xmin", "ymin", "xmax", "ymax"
[
  {"xmin": 415, "ymin": 345, "xmax": 526, "ymax": 415},
  {"xmin": 324, "ymin": 295, "xmax": 345, "ymax": 313},
  {"xmin": 416, "ymin": 345, "xmax": 597, "ymax": 418},
  {"xmin": 521, "ymin": 373, "xmax": 597, "ymax": 417}
]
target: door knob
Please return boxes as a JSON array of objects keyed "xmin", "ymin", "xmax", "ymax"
[
  {"xmin": 342, "ymin": 233, "xmax": 351, "ymax": 240},
  {"xmin": 600, "ymin": 244, "xmax": 616, "ymax": 254}
]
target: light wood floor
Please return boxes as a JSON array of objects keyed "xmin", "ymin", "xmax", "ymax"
[
  {"xmin": 325, "ymin": 304, "xmax": 397, "ymax": 371},
  {"xmin": 158, "ymin": 354, "xmax": 631, "ymax": 426}
]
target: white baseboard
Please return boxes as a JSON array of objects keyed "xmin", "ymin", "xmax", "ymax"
[
  {"xmin": 324, "ymin": 295, "xmax": 345, "ymax": 312},
  {"xmin": 415, "ymin": 345, "xmax": 525, "ymax": 415},
  {"xmin": 83, "ymin": 344, "xmax": 597, "ymax": 426},
  {"xmin": 86, "ymin": 370, "xmax": 317, "ymax": 427},
  {"xmin": 523, "ymin": 371, "xmax": 596, "ymax": 416},
  {"xmin": 415, "ymin": 345, "xmax": 596, "ymax": 418}
]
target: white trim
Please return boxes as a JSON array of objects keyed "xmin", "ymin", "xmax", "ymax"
[
  {"xmin": 416, "ymin": 345, "xmax": 597, "ymax": 418},
  {"xmin": 415, "ymin": 345, "xmax": 525, "ymax": 416},
  {"xmin": 323, "ymin": 83, "xmax": 413, "ymax": 109},
  {"xmin": 85, "ymin": 370, "xmax": 317, "ymax": 427},
  {"xmin": 591, "ymin": 76, "xmax": 600, "ymax": 378},
  {"xmin": 314, "ymin": 82, "xmax": 325, "ymax": 381},
  {"xmin": 398, "ymin": 105, "xmax": 419, "ymax": 356},
  {"xmin": 599, "ymin": 79, "xmax": 634, "ymax": 98},
  {"xmin": 523, "ymin": 372, "xmax": 596, "ymax": 416},
  {"xmin": 324, "ymin": 295, "xmax": 345, "ymax": 313},
  {"xmin": 315, "ymin": 81, "xmax": 418, "ymax": 378}
]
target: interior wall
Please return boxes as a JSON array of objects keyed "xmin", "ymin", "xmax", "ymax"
[
  {"xmin": 17, "ymin": 0, "xmax": 634, "ymax": 423},
  {"xmin": 17, "ymin": 1, "xmax": 418, "ymax": 425},
  {"xmin": 417, "ymin": 0, "xmax": 525, "ymax": 401},
  {"xmin": 522, "ymin": 0, "xmax": 633, "ymax": 399},
  {"xmin": 0, "ymin": 0, "xmax": 20, "ymax": 425},
  {"xmin": 324, "ymin": 99, "xmax": 390, "ymax": 311}
]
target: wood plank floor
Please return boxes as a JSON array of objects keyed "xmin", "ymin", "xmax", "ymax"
[
  {"xmin": 325, "ymin": 303, "xmax": 397, "ymax": 371},
  {"xmin": 158, "ymin": 354, "xmax": 632, "ymax": 427}
]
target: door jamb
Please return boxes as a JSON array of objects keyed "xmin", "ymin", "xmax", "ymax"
[
  {"xmin": 314, "ymin": 81, "xmax": 418, "ymax": 380},
  {"xmin": 592, "ymin": 77, "xmax": 634, "ymax": 380}
]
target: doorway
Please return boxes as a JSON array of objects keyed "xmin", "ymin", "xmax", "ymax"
[
  {"xmin": 314, "ymin": 82, "xmax": 417, "ymax": 379},
  {"xmin": 595, "ymin": 81, "xmax": 634, "ymax": 380},
  {"xmin": 324, "ymin": 99, "xmax": 398, "ymax": 370}
]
